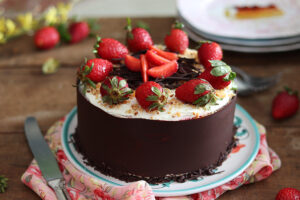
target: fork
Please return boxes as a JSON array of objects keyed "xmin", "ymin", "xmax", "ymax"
[{"xmin": 231, "ymin": 66, "xmax": 281, "ymax": 96}]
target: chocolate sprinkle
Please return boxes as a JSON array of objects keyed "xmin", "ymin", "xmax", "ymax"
[{"xmin": 110, "ymin": 57, "xmax": 202, "ymax": 90}]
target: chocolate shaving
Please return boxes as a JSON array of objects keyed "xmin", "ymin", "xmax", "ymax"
[{"xmin": 110, "ymin": 57, "xmax": 202, "ymax": 89}]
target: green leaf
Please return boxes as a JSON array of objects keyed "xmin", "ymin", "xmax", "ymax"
[
  {"xmin": 101, "ymin": 84, "xmax": 110, "ymax": 92},
  {"xmin": 210, "ymin": 65, "xmax": 231, "ymax": 77},
  {"xmin": 223, "ymin": 72, "xmax": 236, "ymax": 81},
  {"xmin": 146, "ymin": 95, "xmax": 159, "ymax": 101},
  {"xmin": 148, "ymin": 102, "xmax": 159, "ymax": 111},
  {"xmin": 193, "ymin": 93, "xmax": 211, "ymax": 106},
  {"xmin": 209, "ymin": 60, "xmax": 227, "ymax": 67},
  {"xmin": 86, "ymin": 18, "xmax": 100, "ymax": 32},
  {"xmin": 110, "ymin": 77, "xmax": 118, "ymax": 88},
  {"xmin": 174, "ymin": 21, "xmax": 184, "ymax": 29},
  {"xmin": 0, "ymin": 175, "xmax": 8, "ymax": 193},
  {"xmin": 151, "ymin": 86, "xmax": 161, "ymax": 97},
  {"xmin": 136, "ymin": 21, "xmax": 150, "ymax": 32},
  {"xmin": 56, "ymin": 23, "xmax": 71, "ymax": 43},
  {"xmin": 42, "ymin": 58, "xmax": 60, "ymax": 74},
  {"xmin": 118, "ymin": 79, "xmax": 127, "ymax": 89},
  {"xmin": 86, "ymin": 78, "xmax": 96, "ymax": 88},
  {"xmin": 194, "ymin": 84, "xmax": 210, "ymax": 94},
  {"xmin": 102, "ymin": 95, "xmax": 112, "ymax": 105}
]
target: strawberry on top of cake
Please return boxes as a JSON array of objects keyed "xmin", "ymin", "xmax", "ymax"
[{"xmin": 77, "ymin": 20, "xmax": 236, "ymax": 121}]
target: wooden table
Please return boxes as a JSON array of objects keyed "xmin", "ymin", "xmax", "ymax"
[{"xmin": 0, "ymin": 18, "xmax": 299, "ymax": 200}]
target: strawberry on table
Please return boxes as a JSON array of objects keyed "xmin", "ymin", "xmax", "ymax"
[
  {"xmin": 124, "ymin": 54, "xmax": 141, "ymax": 72},
  {"xmin": 198, "ymin": 60, "xmax": 236, "ymax": 90},
  {"xmin": 68, "ymin": 21, "xmax": 90, "ymax": 43},
  {"xmin": 197, "ymin": 41, "xmax": 223, "ymax": 70},
  {"xmin": 93, "ymin": 36, "xmax": 128, "ymax": 63},
  {"xmin": 147, "ymin": 60, "xmax": 178, "ymax": 78},
  {"xmin": 164, "ymin": 22, "xmax": 189, "ymax": 54},
  {"xmin": 135, "ymin": 81, "xmax": 168, "ymax": 111},
  {"xmin": 272, "ymin": 87, "xmax": 299, "ymax": 120},
  {"xmin": 275, "ymin": 187, "xmax": 300, "ymax": 200},
  {"xmin": 100, "ymin": 76, "xmax": 133, "ymax": 105},
  {"xmin": 145, "ymin": 50, "xmax": 170, "ymax": 66},
  {"xmin": 176, "ymin": 79, "xmax": 217, "ymax": 106},
  {"xmin": 34, "ymin": 26, "xmax": 60, "ymax": 50},
  {"xmin": 78, "ymin": 58, "xmax": 113, "ymax": 88},
  {"xmin": 125, "ymin": 18, "xmax": 153, "ymax": 52},
  {"xmin": 150, "ymin": 45, "xmax": 178, "ymax": 61}
]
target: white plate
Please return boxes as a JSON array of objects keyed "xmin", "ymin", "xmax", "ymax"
[
  {"xmin": 61, "ymin": 104, "xmax": 260, "ymax": 197},
  {"xmin": 177, "ymin": 0, "xmax": 300, "ymax": 39},
  {"xmin": 184, "ymin": 25, "xmax": 300, "ymax": 53},
  {"xmin": 178, "ymin": 15, "xmax": 300, "ymax": 47}
]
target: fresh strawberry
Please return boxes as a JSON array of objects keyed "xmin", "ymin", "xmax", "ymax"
[
  {"xmin": 272, "ymin": 87, "xmax": 299, "ymax": 120},
  {"xmin": 276, "ymin": 187, "xmax": 300, "ymax": 200},
  {"xmin": 147, "ymin": 60, "xmax": 178, "ymax": 78},
  {"xmin": 100, "ymin": 76, "xmax": 133, "ymax": 105},
  {"xmin": 164, "ymin": 22, "xmax": 189, "ymax": 54},
  {"xmin": 93, "ymin": 37, "xmax": 128, "ymax": 63},
  {"xmin": 197, "ymin": 41, "xmax": 223, "ymax": 69},
  {"xmin": 125, "ymin": 54, "xmax": 141, "ymax": 72},
  {"xmin": 125, "ymin": 18, "xmax": 153, "ymax": 52},
  {"xmin": 68, "ymin": 21, "xmax": 90, "ymax": 43},
  {"xmin": 198, "ymin": 60, "xmax": 236, "ymax": 90},
  {"xmin": 78, "ymin": 58, "xmax": 113, "ymax": 87},
  {"xmin": 34, "ymin": 26, "xmax": 60, "ymax": 50},
  {"xmin": 145, "ymin": 50, "xmax": 170, "ymax": 66},
  {"xmin": 135, "ymin": 81, "xmax": 168, "ymax": 111},
  {"xmin": 140, "ymin": 55, "xmax": 148, "ymax": 82},
  {"xmin": 150, "ymin": 45, "xmax": 178, "ymax": 61},
  {"xmin": 175, "ymin": 79, "xmax": 217, "ymax": 106}
]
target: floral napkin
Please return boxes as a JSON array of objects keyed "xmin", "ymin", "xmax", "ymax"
[{"xmin": 21, "ymin": 117, "xmax": 281, "ymax": 200}]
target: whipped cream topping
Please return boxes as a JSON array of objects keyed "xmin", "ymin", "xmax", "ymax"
[{"xmin": 80, "ymin": 48, "xmax": 237, "ymax": 121}]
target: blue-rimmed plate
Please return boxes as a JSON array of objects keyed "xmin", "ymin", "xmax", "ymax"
[{"xmin": 61, "ymin": 104, "xmax": 260, "ymax": 197}]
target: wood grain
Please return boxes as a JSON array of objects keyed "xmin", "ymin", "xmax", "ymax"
[{"xmin": 0, "ymin": 17, "xmax": 299, "ymax": 200}]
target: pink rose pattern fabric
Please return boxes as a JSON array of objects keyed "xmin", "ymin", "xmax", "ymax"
[{"xmin": 21, "ymin": 117, "xmax": 281, "ymax": 200}]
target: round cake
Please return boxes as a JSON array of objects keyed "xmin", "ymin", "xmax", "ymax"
[{"xmin": 74, "ymin": 22, "xmax": 237, "ymax": 184}]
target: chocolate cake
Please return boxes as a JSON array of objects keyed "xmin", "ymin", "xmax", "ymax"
[{"xmin": 74, "ymin": 22, "xmax": 237, "ymax": 184}]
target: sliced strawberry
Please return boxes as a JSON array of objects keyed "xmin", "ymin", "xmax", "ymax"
[
  {"xmin": 147, "ymin": 60, "xmax": 178, "ymax": 78},
  {"xmin": 125, "ymin": 55, "xmax": 141, "ymax": 72},
  {"xmin": 145, "ymin": 50, "xmax": 170, "ymax": 66},
  {"xmin": 150, "ymin": 46, "xmax": 178, "ymax": 61},
  {"xmin": 140, "ymin": 55, "xmax": 148, "ymax": 82}
]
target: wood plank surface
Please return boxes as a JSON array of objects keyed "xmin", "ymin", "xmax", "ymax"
[{"xmin": 0, "ymin": 18, "xmax": 299, "ymax": 200}]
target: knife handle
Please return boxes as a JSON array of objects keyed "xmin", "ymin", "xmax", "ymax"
[{"xmin": 48, "ymin": 179, "xmax": 72, "ymax": 200}]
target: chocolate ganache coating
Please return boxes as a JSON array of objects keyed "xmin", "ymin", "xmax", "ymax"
[{"xmin": 75, "ymin": 88, "xmax": 237, "ymax": 184}]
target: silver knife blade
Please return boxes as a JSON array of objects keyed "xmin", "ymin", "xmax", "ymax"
[{"xmin": 24, "ymin": 117, "xmax": 62, "ymax": 181}]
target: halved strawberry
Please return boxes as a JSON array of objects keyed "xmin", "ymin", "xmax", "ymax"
[
  {"xmin": 145, "ymin": 50, "xmax": 170, "ymax": 66},
  {"xmin": 124, "ymin": 55, "xmax": 141, "ymax": 72},
  {"xmin": 150, "ymin": 46, "xmax": 178, "ymax": 61},
  {"xmin": 147, "ymin": 60, "xmax": 178, "ymax": 78},
  {"xmin": 140, "ymin": 55, "xmax": 148, "ymax": 82}
]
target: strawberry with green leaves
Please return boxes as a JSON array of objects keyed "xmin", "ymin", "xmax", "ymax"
[
  {"xmin": 93, "ymin": 36, "xmax": 128, "ymax": 63},
  {"xmin": 68, "ymin": 21, "xmax": 90, "ymax": 43},
  {"xmin": 272, "ymin": 87, "xmax": 299, "ymax": 120},
  {"xmin": 176, "ymin": 79, "xmax": 217, "ymax": 107},
  {"xmin": 197, "ymin": 41, "xmax": 223, "ymax": 69},
  {"xmin": 135, "ymin": 81, "xmax": 168, "ymax": 111},
  {"xmin": 125, "ymin": 18, "xmax": 153, "ymax": 52},
  {"xmin": 198, "ymin": 60, "xmax": 236, "ymax": 90},
  {"xmin": 164, "ymin": 22, "xmax": 189, "ymax": 54},
  {"xmin": 100, "ymin": 76, "xmax": 133, "ymax": 105},
  {"xmin": 78, "ymin": 58, "xmax": 113, "ymax": 90}
]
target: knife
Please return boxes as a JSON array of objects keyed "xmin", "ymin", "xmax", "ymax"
[{"xmin": 24, "ymin": 117, "xmax": 71, "ymax": 200}]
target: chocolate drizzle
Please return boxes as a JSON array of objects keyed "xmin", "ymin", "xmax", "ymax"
[{"xmin": 110, "ymin": 57, "xmax": 202, "ymax": 90}]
